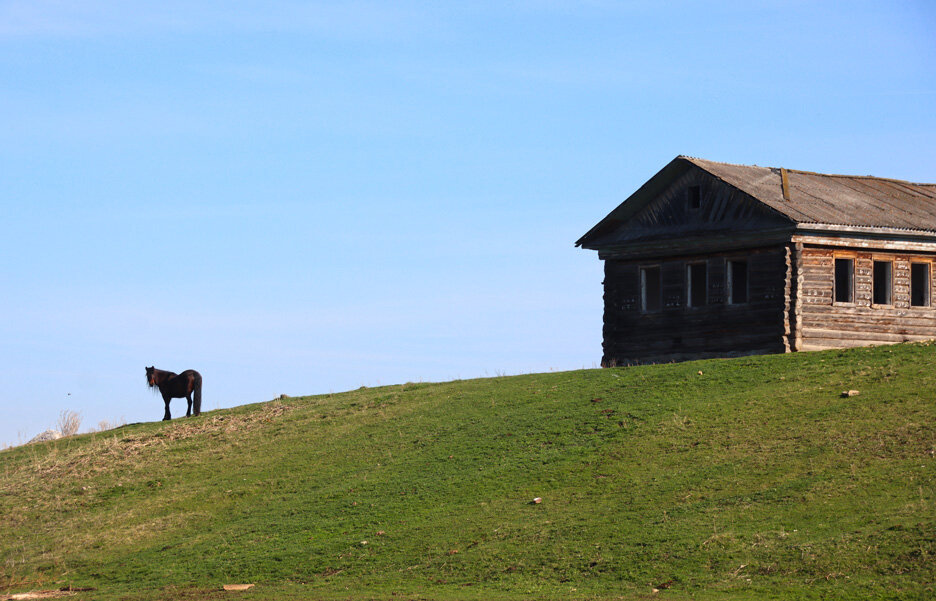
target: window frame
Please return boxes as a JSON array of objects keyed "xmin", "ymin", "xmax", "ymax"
[
  {"xmin": 686, "ymin": 261, "xmax": 708, "ymax": 308},
  {"xmin": 639, "ymin": 265, "xmax": 662, "ymax": 313},
  {"xmin": 833, "ymin": 256, "xmax": 855, "ymax": 305},
  {"xmin": 727, "ymin": 259, "xmax": 748, "ymax": 305},
  {"xmin": 872, "ymin": 259, "xmax": 894, "ymax": 306},
  {"xmin": 910, "ymin": 261, "xmax": 931, "ymax": 308}
]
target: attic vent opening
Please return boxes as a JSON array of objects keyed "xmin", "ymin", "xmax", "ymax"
[{"xmin": 687, "ymin": 185, "xmax": 701, "ymax": 210}]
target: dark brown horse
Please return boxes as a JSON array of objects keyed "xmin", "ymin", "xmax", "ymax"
[{"xmin": 146, "ymin": 366, "xmax": 202, "ymax": 420}]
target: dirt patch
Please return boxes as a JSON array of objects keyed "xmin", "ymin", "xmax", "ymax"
[{"xmin": 5, "ymin": 588, "xmax": 87, "ymax": 600}]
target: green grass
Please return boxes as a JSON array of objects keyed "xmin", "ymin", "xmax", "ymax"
[{"xmin": 2, "ymin": 343, "xmax": 935, "ymax": 600}]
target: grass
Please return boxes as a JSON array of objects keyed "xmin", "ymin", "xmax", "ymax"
[{"xmin": 1, "ymin": 343, "xmax": 934, "ymax": 600}]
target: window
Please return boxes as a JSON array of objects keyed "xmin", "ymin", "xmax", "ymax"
[
  {"xmin": 687, "ymin": 185, "xmax": 701, "ymax": 210},
  {"xmin": 687, "ymin": 262, "xmax": 707, "ymax": 307},
  {"xmin": 728, "ymin": 260, "xmax": 748, "ymax": 304},
  {"xmin": 911, "ymin": 262, "xmax": 930, "ymax": 307},
  {"xmin": 873, "ymin": 260, "xmax": 893, "ymax": 305},
  {"xmin": 640, "ymin": 266, "xmax": 661, "ymax": 313},
  {"xmin": 834, "ymin": 258, "xmax": 854, "ymax": 303}
]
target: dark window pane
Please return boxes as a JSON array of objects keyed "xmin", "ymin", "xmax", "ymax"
[
  {"xmin": 834, "ymin": 258, "xmax": 854, "ymax": 303},
  {"xmin": 873, "ymin": 261, "xmax": 892, "ymax": 305},
  {"xmin": 911, "ymin": 263, "xmax": 930, "ymax": 307},
  {"xmin": 688, "ymin": 262, "xmax": 707, "ymax": 307},
  {"xmin": 729, "ymin": 260, "xmax": 747, "ymax": 304}
]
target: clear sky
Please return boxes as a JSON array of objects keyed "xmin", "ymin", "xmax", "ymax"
[{"xmin": 2, "ymin": 1, "xmax": 934, "ymax": 446}]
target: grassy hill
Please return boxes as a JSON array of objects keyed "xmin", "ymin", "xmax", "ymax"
[{"xmin": 1, "ymin": 344, "xmax": 934, "ymax": 600}]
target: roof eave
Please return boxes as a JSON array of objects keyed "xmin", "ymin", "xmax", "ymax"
[
  {"xmin": 575, "ymin": 156, "xmax": 693, "ymax": 248},
  {"xmin": 795, "ymin": 222, "xmax": 936, "ymax": 240},
  {"xmin": 593, "ymin": 228, "xmax": 795, "ymax": 261}
]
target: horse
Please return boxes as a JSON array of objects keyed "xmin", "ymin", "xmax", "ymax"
[{"xmin": 146, "ymin": 366, "xmax": 202, "ymax": 421}]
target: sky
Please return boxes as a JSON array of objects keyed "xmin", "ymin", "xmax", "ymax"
[{"xmin": 1, "ymin": 1, "xmax": 934, "ymax": 446}]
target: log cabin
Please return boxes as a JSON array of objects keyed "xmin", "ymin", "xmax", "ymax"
[{"xmin": 576, "ymin": 156, "xmax": 936, "ymax": 366}]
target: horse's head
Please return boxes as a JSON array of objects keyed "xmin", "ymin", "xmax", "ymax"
[{"xmin": 146, "ymin": 366, "xmax": 157, "ymax": 388}]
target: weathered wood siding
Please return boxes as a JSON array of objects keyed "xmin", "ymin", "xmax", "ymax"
[
  {"xmin": 591, "ymin": 164, "xmax": 793, "ymax": 259},
  {"xmin": 602, "ymin": 246, "xmax": 788, "ymax": 365},
  {"xmin": 797, "ymin": 246, "xmax": 936, "ymax": 350}
]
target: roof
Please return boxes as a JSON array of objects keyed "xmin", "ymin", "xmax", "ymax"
[
  {"xmin": 577, "ymin": 156, "xmax": 936, "ymax": 248},
  {"xmin": 686, "ymin": 156, "xmax": 936, "ymax": 231}
]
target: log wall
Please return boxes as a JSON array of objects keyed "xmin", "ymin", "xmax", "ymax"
[
  {"xmin": 601, "ymin": 246, "xmax": 788, "ymax": 366},
  {"xmin": 797, "ymin": 245, "xmax": 936, "ymax": 351}
]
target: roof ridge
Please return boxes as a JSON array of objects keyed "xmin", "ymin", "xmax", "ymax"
[
  {"xmin": 678, "ymin": 155, "xmax": 765, "ymax": 169},
  {"xmin": 679, "ymin": 155, "xmax": 935, "ymax": 187}
]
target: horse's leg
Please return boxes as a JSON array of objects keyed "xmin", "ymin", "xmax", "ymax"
[
  {"xmin": 185, "ymin": 393, "xmax": 193, "ymax": 417},
  {"xmin": 163, "ymin": 395, "xmax": 172, "ymax": 421}
]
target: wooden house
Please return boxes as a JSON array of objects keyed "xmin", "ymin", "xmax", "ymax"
[{"xmin": 576, "ymin": 156, "xmax": 936, "ymax": 366}]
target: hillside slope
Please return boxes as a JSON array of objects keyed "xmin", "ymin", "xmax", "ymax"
[{"xmin": 1, "ymin": 344, "xmax": 934, "ymax": 600}]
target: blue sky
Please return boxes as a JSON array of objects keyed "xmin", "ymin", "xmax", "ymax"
[{"xmin": 2, "ymin": 1, "xmax": 934, "ymax": 446}]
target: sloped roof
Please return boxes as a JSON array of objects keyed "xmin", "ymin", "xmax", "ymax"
[
  {"xmin": 687, "ymin": 157, "xmax": 936, "ymax": 231},
  {"xmin": 577, "ymin": 156, "xmax": 936, "ymax": 248}
]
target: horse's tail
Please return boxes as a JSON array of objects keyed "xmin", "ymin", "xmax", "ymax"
[{"xmin": 193, "ymin": 371, "xmax": 203, "ymax": 416}]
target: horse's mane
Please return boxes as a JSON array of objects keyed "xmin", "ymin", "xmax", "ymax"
[{"xmin": 146, "ymin": 366, "xmax": 176, "ymax": 390}]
